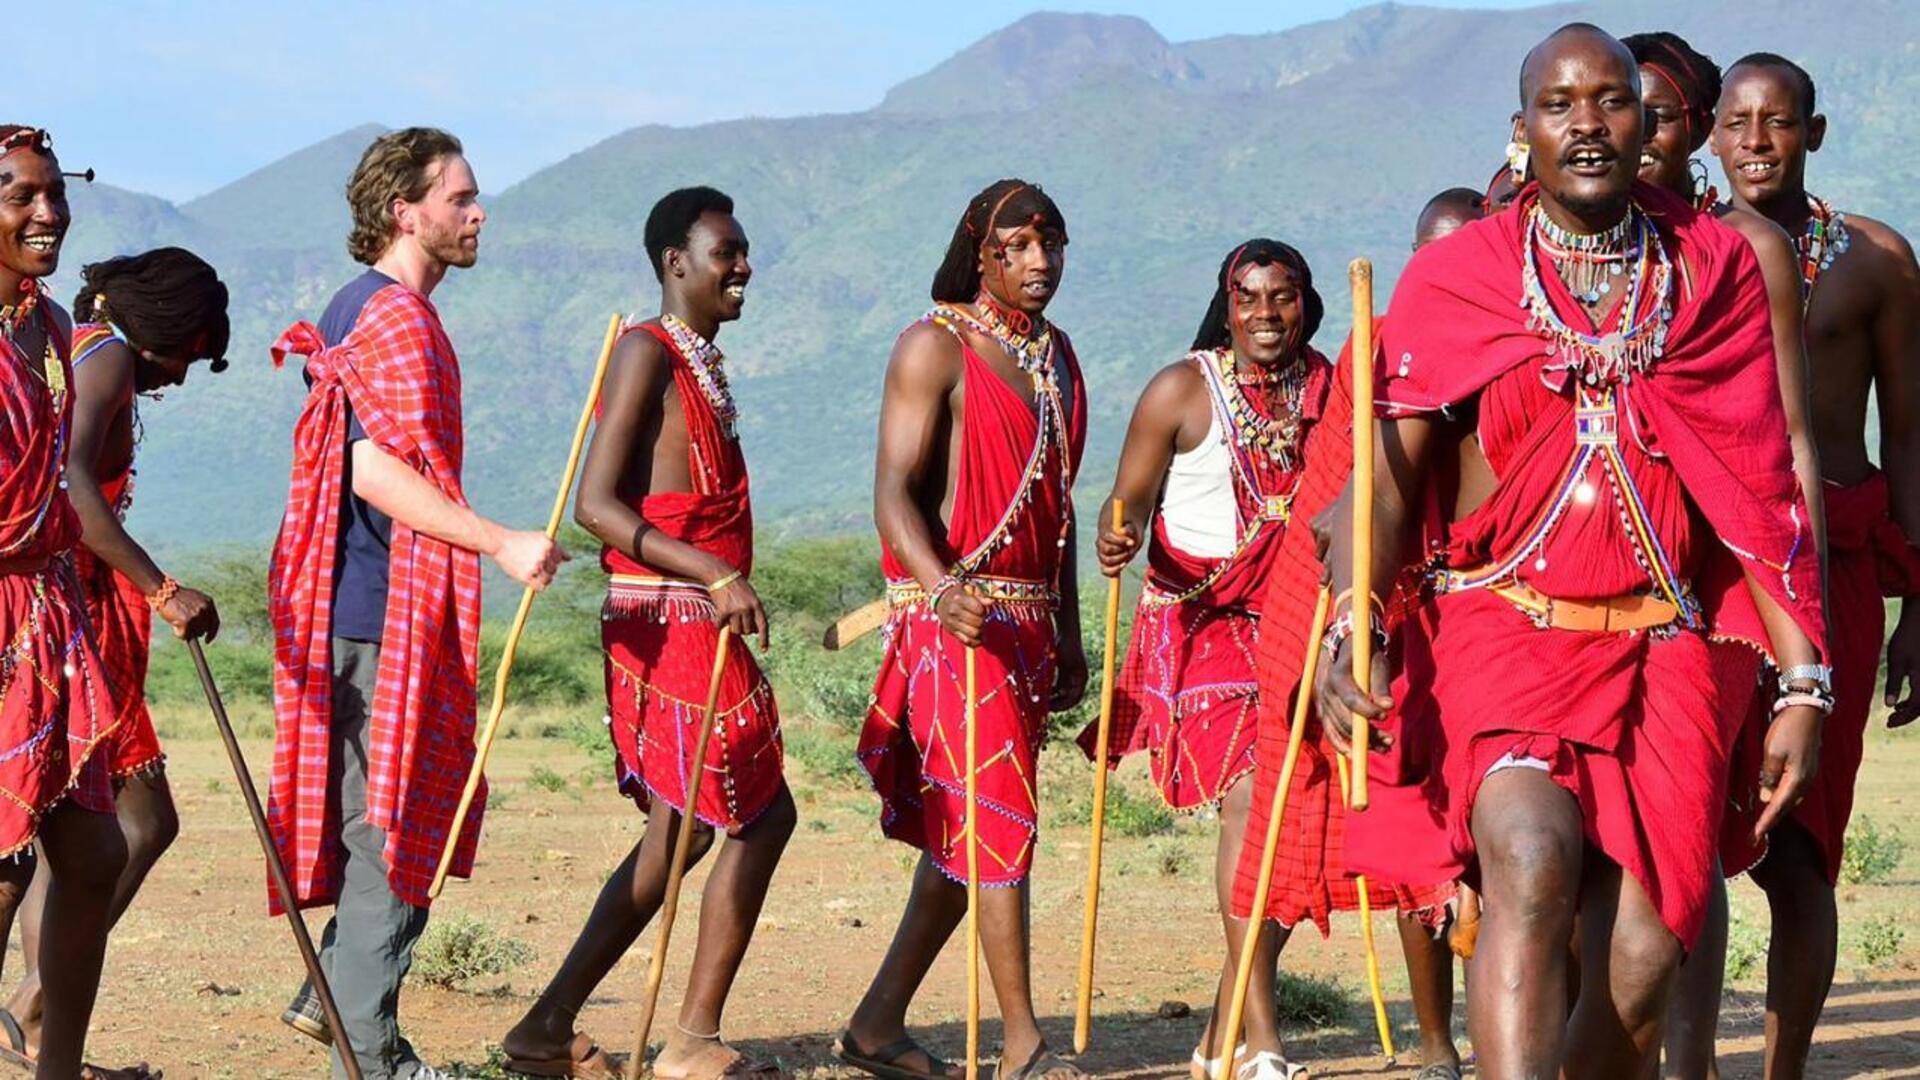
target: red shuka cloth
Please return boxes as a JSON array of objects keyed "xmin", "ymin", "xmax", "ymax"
[
  {"xmin": 1724, "ymin": 469, "xmax": 1920, "ymax": 882},
  {"xmin": 69, "ymin": 323, "xmax": 164, "ymax": 779},
  {"xmin": 1079, "ymin": 348, "xmax": 1331, "ymax": 812},
  {"xmin": 0, "ymin": 298, "xmax": 114, "ymax": 855},
  {"xmin": 266, "ymin": 285, "xmax": 484, "ymax": 913},
  {"xmin": 599, "ymin": 322, "xmax": 782, "ymax": 833},
  {"xmin": 858, "ymin": 320, "xmax": 1087, "ymax": 886},
  {"xmin": 1341, "ymin": 185, "xmax": 1826, "ymax": 946},
  {"xmin": 1227, "ymin": 338, "xmax": 1455, "ymax": 934}
]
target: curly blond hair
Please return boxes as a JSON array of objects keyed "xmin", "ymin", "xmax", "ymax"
[{"xmin": 345, "ymin": 127, "xmax": 463, "ymax": 265}]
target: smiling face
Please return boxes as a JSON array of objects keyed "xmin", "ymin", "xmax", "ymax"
[
  {"xmin": 1712, "ymin": 63, "xmax": 1823, "ymax": 210},
  {"xmin": 0, "ymin": 149, "xmax": 69, "ymax": 287},
  {"xmin": 1637, "ymin": 63, "xmax": 1697, "ymax": 196},
  {"xmin": 1517, "ymin": 27, "xmax": 1645, "ymax": 229},
  {"xmin": 977, "ymin": 220, "xmax": 1066, "ymax": 317},
  {"xmin": 1227, "ymin": 261, "xmax": 1305, "ymax": 368},
  {"xmin": 669, "ymin": 209, "xmax": 752, "ymax": 326}
]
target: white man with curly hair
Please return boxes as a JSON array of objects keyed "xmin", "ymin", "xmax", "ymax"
[{"xmin": 265, "ymin": 126, "xmax": 565, "ymax": 1080}]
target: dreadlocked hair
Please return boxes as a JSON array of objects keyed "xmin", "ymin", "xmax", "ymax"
[
  {"xmin": 1624, "ymin": 32, "xmax": 1720, "ymax": 152},
  {"xmin": 1191, "ymin": 239, "xmax": 1323, "ymax": 352},
  {"xmin": 930, "ymin": 179, "xmax": 1068, "ymax": 303},
  {"xmin": 73, "ymin": 247, "xmax": 230, "ymax": 367}
]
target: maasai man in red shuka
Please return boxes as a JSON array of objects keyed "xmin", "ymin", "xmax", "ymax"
[
  {"xmin": 1316, "ymin": 28, "xmax": 1827, "ymax": 1076},
  {"xmin": 0, "ymin": 123, "xmax": 140, "ymax": 1080},
  {"xmin": 503, "ymin": 187, "xmax": 790, "ymax": 1080},
  {"xmin": 1085, "ymin": 239, "xmax": 1406, "ymax": 1080},
  {"xmin": 1223, "ymin": 207, "xmax": 1495, "ymax": 1080},
  {"xmin": 0, "ymin": 247, "xmax": 228, "ymax": 1070},
  {"xmin": 1709, "ymin": 51, "xmax": 1920, "ymax": 1076},
  {"xmin": 266, "ymin": 128, "xmax": 563, "ymax": 1078},
  {"xmin": 842, "ymin": 180, "xmax": 1089, "ymax": 1080},
  {"xmin": 1623, "ymin": 33, "xmax": 1839, "ymax": 1078}
]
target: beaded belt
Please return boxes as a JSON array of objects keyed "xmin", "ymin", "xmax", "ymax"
[
  {"xmin": 885, "ymin": 575, "xmax": 1056, "ymax": 609},
  {"xmin": 1437, "ymin": 567, "xmax": 1682, "ymax": 634}
]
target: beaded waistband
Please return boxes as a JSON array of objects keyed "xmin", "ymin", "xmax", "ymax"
[{"xmin": 886, "ymin": 575, "xmax": 1056, "ymax": 608}]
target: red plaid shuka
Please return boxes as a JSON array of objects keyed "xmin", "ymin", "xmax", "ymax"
[
  {"xmin": 1227, "ymin": 339, "xmax": 1454, "ymax": 935},
  {"xmin": 266, "ymin": 284, "xmax": 483, "ymax": 913},
  {"xmin": 69, "ymin": 323, "xmax": 165, "ymax": 778},
  {"xmin": 0, "ymin": 295, "xmax": 115, "ymax": 855}
]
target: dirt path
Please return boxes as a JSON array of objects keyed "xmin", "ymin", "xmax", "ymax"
[{"xmin": 33, "ymin": 716, "xmax": 1920, "ymax": 1079}]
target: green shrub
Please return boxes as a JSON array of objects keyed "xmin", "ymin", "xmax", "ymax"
[
  {"xmin": 1056, "ymin": 779, "xmax": 1175, "ymax": 839},
  {"xmin": 1840, "ymin": 816, "xmax": 1907, "ymax": 885},
  {"xmin": 526, "ymin": 764, "xmax": 570, "ymax": 793},
  {"xmin": 1149, "ymin": 837, "xmax": 1195, "ymax": 877},
  {"xmin": 1275, "ymin": 970, "xmax": 1353, "ymax": 1027},
  {"xmin": 1853, "ymin": 913, "xmax": 1906, "ymax": 969},
  {"xmin": 782, "ymin": 717, "xmax": 868, "ymax": 789},
  {"xmin": 411, "ymin": 914, "xmax": 533, "ymax": 989},
  {"xmin": 1725, "ymin": 906, "xmax": 1767, "ymax": 982}
]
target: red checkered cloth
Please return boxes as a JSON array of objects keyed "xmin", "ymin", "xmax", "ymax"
[
  {"xmin": 266, "ymin": 285, "xmax": 483, "ymax": 913},
  {"xmin": 1228, "ymin": 335, "xmax": 1453, "ymax": 934},
  {"xmin": 0, "ymin": 296, "xmax": 115, "ymax": 855},
  {"xmin": 68, "ymin": 324, "xmax": 164, "ymax": 779}
]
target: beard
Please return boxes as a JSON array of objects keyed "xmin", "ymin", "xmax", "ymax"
[{"xmin": 422, "ymin": 217, "xmax": 478, "ymax": 269}]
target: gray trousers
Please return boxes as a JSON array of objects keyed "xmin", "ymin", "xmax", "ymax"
[{"xmin": 288, "ymin": 639, "xmax": 432, "ymax": 1079}]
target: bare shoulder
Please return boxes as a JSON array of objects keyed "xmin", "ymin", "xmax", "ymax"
[
  {"xmin": 886, "ymin": 319, "xmax": 964, "ymax": 387},
  {"xmin": 1141, "ymin": 355, "xmax": 1207, "ymax": 407},
  {"xmin": 611, "ymin": 323, "xmax": 669, "ymax": 373},
  {"xmin": 1846, "ymin": 213, "xmax": 1918, "ymax": 269},
  {"xmin": 1717, "ymin": 205, "xmax": 1793, "ymax": 254},
  {"xmin": 43, "ymin": 297, "xmax": 72, "ymax": 342}
]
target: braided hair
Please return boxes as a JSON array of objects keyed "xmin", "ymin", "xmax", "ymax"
[
  {"xmin": 930, "ymin": 179, "xmax": 1068, "ymax": 303},
  {"xmin": 1624, "ymin": 32, "xmax": 1721, "ymax": 153},
  {"xmin": 72, "ymin": 247, "xmax": 230, "ymax": 371},
  {"xmin": 1191, "ymin": 239, "xmax": 1322, "ymax": 352}
]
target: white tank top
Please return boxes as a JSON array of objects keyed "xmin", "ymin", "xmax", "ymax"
[{"xmin": 1160, "ymin": 406, "xmax": 1239, "ymax": 558}]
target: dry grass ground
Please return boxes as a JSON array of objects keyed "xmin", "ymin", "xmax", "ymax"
[{"xmin": 26, "ymin": 694, "xmax": 1920, "ymax": 1079}]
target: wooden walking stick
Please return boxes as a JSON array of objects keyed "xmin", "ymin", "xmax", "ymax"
[
  {"xmin": 1347, "ymin": 258, "xmax": 1376, "ymax": 813},
  {"xmin": 430, "ymin": 312, "xmax": 622, "ymax": 898},
  {"xmin": 189, "ymin": 640, "xmax": 364, "ymax": 1080},
  {"xmin": 1336, "ymin": 753, "xmax": 1398, "ymax": 1067},
  {"xmin": 1214, "ymin": 586, "xmax": 1332, "ymax": 1080},
  {"xmin": 1074, "ymin": 497, "xmax": 1126, "ymax": 1053},
  {"xmin": 630, "ymin": 627, "xmax": 735, "ymax": 1080},
  {"xmin": 965, "ymin": 643, "xmax": 982, "ymax": 1080}
]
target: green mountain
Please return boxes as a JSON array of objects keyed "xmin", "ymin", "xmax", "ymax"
[{"xmin": 50, "ymin": 0, "xmax": 1917, "ymax": 553}]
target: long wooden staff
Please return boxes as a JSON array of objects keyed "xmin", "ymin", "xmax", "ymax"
[
  {"xmin": 1336, "ymin": 753, "xmax": 1398, "ymax": 1067},
  {"xmin": 965, "ymin": 644, "xmax": 982, "ymax": 1080},
  {"xmin": 1214, "ymin": 586, "xmax": 1333, "ymax": 1080},
  {"xmin": 430, "ymin": 312, "xmax": 622, "ymax": 898},
  {"xmin": 189, "ymin": 640, "xmax": 364, "ymax": 1080},
  {"xmin": 629, "ymin": 627, "xmax": 735, "ymax": 1079},
  {"xmin": 1074, "ymin": 497, "xmax": 1126, "ymax": 1053},
  {"xmin": 1347, "ymin": 259, "xmax": 1376, "ymax": 812}
]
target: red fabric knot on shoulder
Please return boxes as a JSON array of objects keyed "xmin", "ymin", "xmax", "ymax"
[{"xmin": 270, "ymin": 321, "xmax": 327, "ymax": 370}]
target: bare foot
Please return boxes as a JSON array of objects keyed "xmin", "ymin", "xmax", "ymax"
[{"xmin": 654, "ymin": 1033, "xmax": 785, "ymax": 1080}]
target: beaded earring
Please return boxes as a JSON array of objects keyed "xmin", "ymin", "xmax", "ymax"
[{"xmin": 1507, "ymin": 140, "xmax": 1532, "ymax": 184}]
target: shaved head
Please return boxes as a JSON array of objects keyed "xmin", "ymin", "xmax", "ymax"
[
  {"xmin": 1520, "ymin": 22, "xmax": 1639, "ymax": 106},
  {"xmin": 1414, "ymin": 187, "xmax": 1485, "ymax": 249}
]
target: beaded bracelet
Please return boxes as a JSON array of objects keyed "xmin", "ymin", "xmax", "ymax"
[
  {"xmin": 705, "ymin": 570, "xmax": 743, "ymax": 594},
  {"xmin": 1320, "ymin": 608, "xmax": 1388, "ymax": 661},
  {"xmin": 1772, "ymin": 690, "xmax": 1834, "ymax": 718},
  {"xmin": 929, "ymin": 572, "xmax": 964, "ymax": 610},
  {"xmin": 146, "ymin": 575, "xmax": 181, "ymax": 612}
]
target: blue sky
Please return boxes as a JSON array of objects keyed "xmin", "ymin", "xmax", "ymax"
[{"xmin": 51, "ymin": 0, "xmax": 1539, "ymax": 201}]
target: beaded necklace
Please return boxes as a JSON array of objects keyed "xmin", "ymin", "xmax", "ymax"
[
  {"xmin": 947, "ymin": 299, "xmax": 1053, "ymax": 375},
  {"xmin": 1210, "ymin": 347, "xmax": 1306, "ymax": 472},
  {"xmin": 1795, "ymin": 195, "xmax": 1850, "ymax": 305},
  {"xmin": 0, "ymin": 278, "xmax": 39, "ymax": 341},
  {"xmin": 1532, "ymin": 208, "xmax": 1635, "ymax": 303},
  {"xmin": 660, "ymin": 313, "xmax": 738, "ymax": 439},
  {"xmin": 1521, "ymin": 202, "xmax": 1674, "ymax": 387}
]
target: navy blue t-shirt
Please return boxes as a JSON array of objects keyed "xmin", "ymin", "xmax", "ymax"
[{"xmin": 316, "ymin": 269, "xmax": 396, "ymax": 643}]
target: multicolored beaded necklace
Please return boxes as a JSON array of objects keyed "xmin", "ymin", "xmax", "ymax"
[
  {"xmin": 1521, "ymin": 202, "xmax": 1674, "ymax": 387},
  {"xmin": 660, "ymin": 313, "xmax": 738, "ymax": 439},
  {"xmin": 1210, "ymin": 347, "xmax": 1306, "ymax": 472},
  {"xmin": 1795, "ymin": 194, "xmax": 1850, "ymax": 304},
  {"xmin": 947, "ymin": 298, "xmax": 1053, "ymax": 375},
  {"xmin": 1532, "ymin": 207, "xmax": 1637, "ymax": 304}
]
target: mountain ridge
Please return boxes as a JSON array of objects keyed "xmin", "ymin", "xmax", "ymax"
[{"xmin": 49, "ymin": 0, "xmax": 1917, "ymax": 553}]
